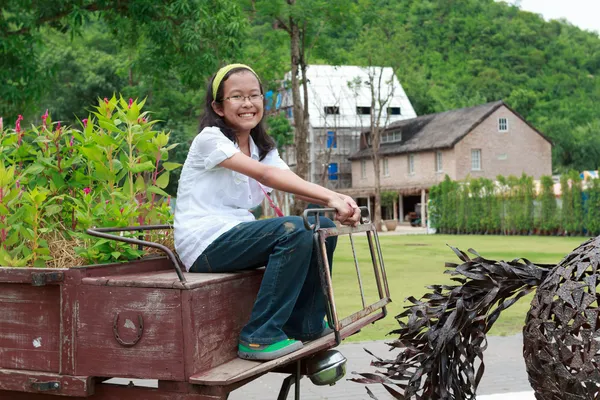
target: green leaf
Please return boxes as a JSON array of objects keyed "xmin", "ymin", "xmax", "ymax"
[
  {"xmin": 155, "ymin": 172, "xmax": 169, "ymax": 189},
  {"xmin": 135, "ymin": 175, "xmax": 146, "ymax": 192},
  {"xmin": 25, "ymin": 164, "xmax": 45, "ymax": 175},
  {"xmin": 130, "ymin": 161, "xmax": 155, "ymax": 173},
  {"xmin": 34, "ymin": 247, "xmax": 51, "ymax": 255},
  {"xmin": 45, "ymin": 204, "xmax": 62, "ymax": 216},
  {"xmin": 162, "ymin": 162, "xmax": 182, "ymax": 171},
  {"xmin": 80, "ymin": 146, "xmax": 103, "ymax": 162},
  {"xmin": 147, "ymin": 185, "xmax": 169, "ymax": 197}
]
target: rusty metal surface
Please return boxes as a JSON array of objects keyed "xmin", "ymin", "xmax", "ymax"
[
  {"xmin": 351, "ymin": 245, "xmax": 555, "ymax": 399},
  {"xmin": 523, "ymin": 236, "xmax": 600, "ymax": 400},
  {"xmin": 307, "ymin": 206, "xmax": 391, "ymax": 347}
]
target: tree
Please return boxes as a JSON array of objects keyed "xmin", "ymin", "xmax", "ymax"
[
  {"xmin": 245, "ymin": 0, "xmax": 352, "ymax": 214},
  {"xmin": 0, "ymin": 0, "xmax": 247, "ymax": 120},
  {"xmin": 348, "ymin": 14, "xmax": 409, "ymax": 230}
]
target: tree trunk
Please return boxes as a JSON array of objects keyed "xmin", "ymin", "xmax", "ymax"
[
  {"xmin": 370, "ymin": 70, "xmax": 383, "ymax": 231},
  {"xmin": 289, "ymin": 4, "xmax": 309, "ymax": 215}
]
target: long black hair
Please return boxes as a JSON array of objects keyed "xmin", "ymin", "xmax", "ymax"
[{"xmin": 199, "ymin": 67, "xmax": 275, "ymax": 161}]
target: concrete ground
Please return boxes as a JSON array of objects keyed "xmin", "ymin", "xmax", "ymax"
[
  {"xmin": 106, "ymin": 334, "xmax": 533, "ymax": 399},
  {"xmin": 227, "ymin": 333, "xmax": 532, "ymax": 399}
]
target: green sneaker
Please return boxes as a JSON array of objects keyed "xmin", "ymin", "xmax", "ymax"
[{"xmin": 238, "ymin": 338, "xmax": 303, "ymax": 361}]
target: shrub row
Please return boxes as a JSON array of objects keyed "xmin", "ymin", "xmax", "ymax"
[{"xmin": 429, "ymin": 172, "xmax": 600, "ymax": 236}]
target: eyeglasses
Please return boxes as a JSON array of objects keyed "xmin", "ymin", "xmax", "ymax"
[{"xmin": 223, "ymin": 94, "xmax": 264, "ymax": 104}]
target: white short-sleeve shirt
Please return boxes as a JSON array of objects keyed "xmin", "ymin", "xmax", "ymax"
[{"xmin": 174, "ymin": 126, "xmax": 290, "ymax": 270}]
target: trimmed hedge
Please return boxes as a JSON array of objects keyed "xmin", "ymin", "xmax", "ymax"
[{"xmin": 429, "ymin": 172, "xmax": 600, "ymax": 236}]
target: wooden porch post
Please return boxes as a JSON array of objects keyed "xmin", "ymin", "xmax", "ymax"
[
  {"xmin": 398, "ymin": 194, "xmax": 403, "ymax": 222},
  {"xmin": 421, "ymin": 189, "xmax": 426, "ymax": 227},
  {"xmin": 393, "ymin": 197, "xmax": 398, "ymax": 221}
]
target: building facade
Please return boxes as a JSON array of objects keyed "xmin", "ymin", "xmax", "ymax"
[
  {"xmin": 347, "ymin": 101, "xmax": 553, "ymax": 224},
  {"xmin": 278, "ymin": 65, "xmax": 417, "ymax": 189}
]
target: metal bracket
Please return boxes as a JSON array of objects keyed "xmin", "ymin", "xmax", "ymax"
[
  {"xmin": 31, "ymin": 272, "xmax": 64, "ymax": 287},
  {"xmin": 30, "ymin": 380, "xmax": 60, "ymax": 391}
]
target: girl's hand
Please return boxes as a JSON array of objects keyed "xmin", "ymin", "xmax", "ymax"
[{"xmin": 328, "ymin": 194, "xmax": 360, "ymax": 227}]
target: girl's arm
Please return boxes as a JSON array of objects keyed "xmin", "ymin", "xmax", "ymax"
[{"xmin": 219, "ymin": 153, "xmax": 359, "ymax": 223}]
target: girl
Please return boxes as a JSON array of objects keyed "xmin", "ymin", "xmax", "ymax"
[{"xmin": 174, "ymin": 64, "xmax": 360, "ymax": 361}]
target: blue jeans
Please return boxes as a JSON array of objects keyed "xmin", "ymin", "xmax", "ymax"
[{"xmin": 190, "ymin": 216, "xmax": 337, "ymax": 345}]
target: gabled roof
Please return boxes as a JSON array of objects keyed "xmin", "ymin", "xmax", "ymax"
[
  {"xmin": 349, "ymin": 100, "xmax": 551, "ymax": 160},
  {"xmin": 280, "ymin": 65, "xmax": 417, "ymax": 128}
]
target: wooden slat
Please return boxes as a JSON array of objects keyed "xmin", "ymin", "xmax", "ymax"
[
  {"xmin": 182, "ymin": 273, "xmax": 263, "ymax": 378},
  {"xmin": 189, "ymin": 310, "xmax": 385, "ymax": 385},
  {"xmin": 60, "ymin": 281, "xmax": 78, "ymax": 375},
  {"xmin": 0, "ymin": 268, "xmax": 67, "ymax": 284},
  {"xmin": 0, "ymin": 284, "xmax": 60, "ymax": 372},
  {"xmin": 76, "ymin": 286, "xmax": 185, "ymax": 380},
  {"xmin": 0, "ymin": 368, "xmax": 93, "ymax": 397},
  {"xmin": 81, "ymin": 269, "xmax": 264, "ymax": 290},
  {"xmin": 78, "ymin": 257, "xmax": 173, "ymax": 278}
]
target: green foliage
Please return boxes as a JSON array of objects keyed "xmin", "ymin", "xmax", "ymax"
[
  {"xmin": 1, "ymin": 0, "xmax": 247, "ymax": 120},
  {"xmin": 266, "ymin": 113, "xmax": 293, "ymax": 148},
  {"xmin": 0, "ymin": 97, "xmax": 180, "ymax": 267},
  {"xmin": 538, "ymin": 175, "xmax": 558, "ymax": 233},
  {"xmin": 587, "ymin": 179, "xmax": 600, "ymax": 236},
  {"xmin": 430, "ymin": 173, "xmax": 600, "ymax": 237}
]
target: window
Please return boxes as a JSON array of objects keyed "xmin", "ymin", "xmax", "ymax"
[
  {"xmin": 328, "ymin": 163, "xmax": 338, "ymax": 180},
  {"xmin": 383, "ymin": 158, "xmax": 389, "ymax": 176},
  {"xmin": 408, "ymin": 154, "xmax": 415, "ymax": 174},
  {"xmin": 387, "ymin": 107, "xmax": 401, "ymax": 115},
  {"xmin": 286, "ymin": 107, "xmax": 293, "ymax": 119},
  {"xmin": 436, "ymin": 151, "xmax": 443, "ymax": 172},
  {"xmin": 381, "ymin": 131, "xmax": 402, "ymax": 143},
  {"xmin": 326, "ymin": 131, "xmax": 337, "ymax": 148},
  {"xmin": 361, "ymin": 160, "xmax": 366, "ymax": 179},
  {"xmin": 324, "ymin": 106, "xmax": 340, "ymax": 115},
  {"xmin": 471, "ymin": 149, "xmax": 481, "ymax": 171},
  {"xmin": 499, "ymin": 117, "xmax": 508, "ymax": 132},
  {"xmin": 356, "ymin": 106, "xmax": 371, "ymax": 115}
]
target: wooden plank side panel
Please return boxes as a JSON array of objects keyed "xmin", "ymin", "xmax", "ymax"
[
  {"xmin": 0, "ymin": 368, "xmax": 93, "ymax": 397},
  {"xmin": 79, "ymin": 257, "xmax": 173, "ymax": 279},
  {"xmin": 0, "ymin": 268, "xmax": 67, "ymax": 284},
  {"xmin": 190, "ymin": 310, "xmax": 385, "ymax": 385},
  {"xmin": 0, "ymin": 284, "xmax": 60, "ymax": 372},
  {"xmin": 60, "ymin": 282, "xmax": 78, "ymax": 375},
  {"xmin": 183, "ymin": 272, "xmax": 263, "ymax": 378},
  {"xmin": 76, "ymin": 285, "xmax": 185, "ymax": 380}
]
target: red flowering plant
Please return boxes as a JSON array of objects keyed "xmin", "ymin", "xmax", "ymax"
[{"xmin": 0, "ymin": 95, "xmax": 180, "ymax": 268}]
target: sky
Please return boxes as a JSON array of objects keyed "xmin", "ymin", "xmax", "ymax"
[{"xmin": 505, "ymin": 0, "xmax": 600, "ymax": 34}]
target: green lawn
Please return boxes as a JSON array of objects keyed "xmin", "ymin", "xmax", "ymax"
[{"xmin": 331, "ymin": 233, "xmax": 586, "ymax": 342}]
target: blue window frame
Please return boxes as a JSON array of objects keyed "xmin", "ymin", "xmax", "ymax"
[
  {"xmin": 326, "ymin": 131, "xmax": 337, "ymax": 148},
  {"xmin": 328, "ymin": 163, "xmax": 338, "ymax": 180}
]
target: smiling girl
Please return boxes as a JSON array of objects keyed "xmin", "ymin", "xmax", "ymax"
[{"xmin": 174, "ymin": 64, "xmax": 360, "ymax": 361}]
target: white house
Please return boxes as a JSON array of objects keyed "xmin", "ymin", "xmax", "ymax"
[{"xmin": 278, "ymin": 65, "xmax": 417, "ymax": 189}]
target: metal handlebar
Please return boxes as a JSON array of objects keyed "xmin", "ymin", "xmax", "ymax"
[
  {"xmin": 86, "ymin": 225, "xmax": 187, "ymax": 283},
  {"xmin": 302, "ymin": 206, "xmax": 371, "ymax": 230}
]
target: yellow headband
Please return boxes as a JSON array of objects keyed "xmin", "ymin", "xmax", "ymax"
[{"xmin": 212, "ymin": 63, "xmax": 260, "ymax": 100}]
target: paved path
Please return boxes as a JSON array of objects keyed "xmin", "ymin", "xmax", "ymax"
[
  {"xmin": 227, "ymin": 333, "xmax": 532, "ymax": 399},
  {"xmin": 106, "ymin": 334, "xmax": 532, "ymax": 399}
]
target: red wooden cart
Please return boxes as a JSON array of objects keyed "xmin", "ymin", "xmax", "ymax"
[{"xmin": 0, "ymin": 208, "xmax": 391, "ymax": 399}]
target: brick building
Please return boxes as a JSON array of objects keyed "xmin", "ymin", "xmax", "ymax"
[{"xmin": 346, "ymin": 100, "xmax": 552, "ymax": 225}]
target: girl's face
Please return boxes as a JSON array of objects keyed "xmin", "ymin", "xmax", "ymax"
[{"xmin": 213, "ymin": 71, "xmax": 264, "ymax": 136}]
